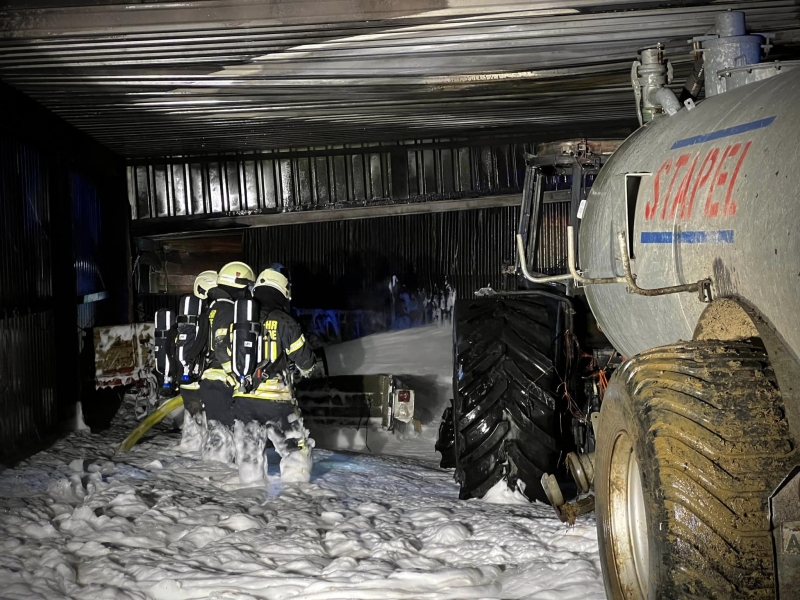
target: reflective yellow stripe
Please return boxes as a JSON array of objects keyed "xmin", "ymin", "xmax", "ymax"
[
  {"xmin": 256, "ymin": 378, "xmax": 287, "ymax": 390},
  {"xmin": 232, "ymin": 391, "xmax": 295, "ymax": 402},
  {"xmin": 270, "ymin": 341, "xmax": 277, "ymax": 361},
  {"xmin": 180, "ymin": 382, "xmax": 200, "ymax": 390},
  {"xmin": 221, "ymin": 361, "xmax": 232, "ymax": 374},
  {"xmin": 208, "ymin": 310, "xmax": 217, "ymax": 349},
  {"xmin": 232, "ymin": 378, "xmax": 294, "ymax": 402},
  {"xmin": 287, "ymin": 335, "xmax": 305, "ymax": 355},
  {"xmin": 201, "ymin": 368, "xmax": 229, "ymax": 382}
]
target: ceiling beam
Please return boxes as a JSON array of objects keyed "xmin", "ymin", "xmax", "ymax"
[{"xmin": 132, "ymin": 193, "xmax": 522, "ymax": 239}]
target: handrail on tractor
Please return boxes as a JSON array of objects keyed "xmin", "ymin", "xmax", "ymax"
[{"xmin": 517, "ymin": 226, "xmax": 712, "ymax": 301}]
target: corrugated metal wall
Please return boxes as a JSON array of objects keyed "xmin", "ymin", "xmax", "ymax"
[
  {"xmin": 0, "ymin": 134, "xmax": 58, "ymax": 456},
  {"xmin": 536, "ymin": 202, "xmax": 571, "ymax": 275},
  {"xmin": 128, "ymin": 140, "xmax": 530, "ymax": 220},
  {"xmin": 134, "ymin": 174, "xmax": 571, "ymax": 341},
  {"xmin": 137, "ymin": 190, "xmax": 571, "ymax": 341},
  {"xmin": 72, "ymin": 173, "xmax": 103, "ymax": 298},
  {"xmin": 244, "ymin": 206, "xmax": 520, "ymax": 310},
  {"xmin": 0, "ymin": 312, "xmax": 57, "ymax": 453},
  {"xmin": 72, "ymin": 172, "xmax": 107, "ymax": 334},
  {"xmin": 0, "ymin": 82, "xmax": 129, "ymax": 460},
  {"xmin": 0, "ymin": 138, "xmax": 52, "ymax": 307}
]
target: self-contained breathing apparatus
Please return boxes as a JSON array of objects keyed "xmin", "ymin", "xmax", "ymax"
[
  {"xmin": 231, "ymin": 298, "xmax": 263, "ymax": 392},
  {"xmin": 153, "ymin": 308, "xmax": 177, "ymax": 395},
  {"xmin": 153, "ymin": 294, "xmax": 209, "ymax": 395},
  {"xmin": 230, "ymin": 298, "xmax": 297, "ymax": 396},
  {"xmin": 174, "ymin": 294, "xmax": 207, "ymax": 384},
  {"xmin": 155, "ymin": 265, "xmax": 301, "ymax": 401}
]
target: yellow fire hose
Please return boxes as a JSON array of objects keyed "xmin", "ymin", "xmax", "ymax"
[{"xmin": 116, "ymin": 395, "xmax": 184, "ymax": 455}]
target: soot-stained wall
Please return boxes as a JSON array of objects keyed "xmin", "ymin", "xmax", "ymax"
[
  {"xmin": 0, "ymin": 83, "xmax": 129, "ymax": 460},
  {"xmin": 244, "ymin": 207, "xmax": 518, "ymax": 340}
]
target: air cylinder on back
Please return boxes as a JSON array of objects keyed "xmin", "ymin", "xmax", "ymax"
[
  {"xmin": 154, "ymin": 308, "xmax": 176, "ymax": 389},
  {"xmin": 231, "ymin": 298, "xmax": 262, "ymax": 389}
]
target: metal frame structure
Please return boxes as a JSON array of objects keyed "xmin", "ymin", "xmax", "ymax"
[{"xmin": 2, "ymin": 1, "xmax": 798, "ymax": 159}]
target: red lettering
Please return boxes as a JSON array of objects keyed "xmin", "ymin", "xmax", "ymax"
[
  {"xmin": 647, "ymin": 158, "xmax": 672, "ymax": 220},
  {"xmin": 661, "ymin": 153, "xmax": 690, "ymax": 220},
  {"xmin": 724, "ymin": 140, "xmax": 752, "ymax": 216},
  {"xmin": 687, "ymin": 148, "xmax": 719, "ymax": 219},
  {"xmin": 705, "ymin": 143, "xmax": 740, "ymax": 218},
  {"xmin": 672, "ymin": 153, "xmax": 699, "ymax": 219}
]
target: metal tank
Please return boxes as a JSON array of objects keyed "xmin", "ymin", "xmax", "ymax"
[{"xmin": 578, "ymin": 65, "xmax": 800, "ymax": 362}]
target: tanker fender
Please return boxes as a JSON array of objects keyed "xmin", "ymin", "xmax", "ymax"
[{"xmin": 694, "ymin": 296, "xmax": 800, "ymax": 443}]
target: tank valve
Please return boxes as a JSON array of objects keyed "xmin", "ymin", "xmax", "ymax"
[{"xmin": 632, "ymin": 45, "xmax": 680, "ymax": 126}]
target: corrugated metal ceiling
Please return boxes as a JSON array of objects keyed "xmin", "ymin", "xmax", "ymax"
[{"xmin": 1, "ymin": 0, "xmax": 799, "ymax": 158}]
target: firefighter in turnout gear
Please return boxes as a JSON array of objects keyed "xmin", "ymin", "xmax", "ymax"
[
  {"xmin": 233, "ymin": 266, "xmax": 316, "ymax": 482},
  {"xmin": 177, "ymin": 270, "xmax": 218, "ymax": 416},
  {"xmin": 186, "ymin": 262, "xmax": 256, "ymax": 423},
  {"xmin": 121, "ymin": 265, "xmax": 316, "ymax": 484},
  {"xmin": 252, "ymin": 266, "xmax": 315, "ymax": 390}
]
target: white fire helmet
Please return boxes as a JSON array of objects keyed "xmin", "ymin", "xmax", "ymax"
[{"xmin": 254, "ymin": 268, "xmax": 291, "ymax": 299}]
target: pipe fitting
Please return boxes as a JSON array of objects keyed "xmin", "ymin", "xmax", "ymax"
[
  {"xmin": 616, "ymin": 231, "xmax": 713, "ymax": 301},
  {"xmin": 650, "ymin": 87, "xmax": 681, "ymax": 117},
  {"xmin": 631, "ymin": 45, "xmax": 674, "ymax": 125}
]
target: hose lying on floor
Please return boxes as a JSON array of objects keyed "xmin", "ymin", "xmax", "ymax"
[{"xmin": 116, "ymin": 395, "xmax": 184, "ymax": 455}]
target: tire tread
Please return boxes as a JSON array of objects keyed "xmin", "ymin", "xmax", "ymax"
[
  {"xmin": 606, "ymin": 340, "xmax": 796, "ymax": 598},
  {"xmin": 452, "ymin": 297, "xmax": 562, "ymax": 502}
]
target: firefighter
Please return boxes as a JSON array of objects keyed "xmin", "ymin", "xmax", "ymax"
[
  {"xmin": 189, "ymin": 261, "xmax": 255, "ymax": 423},
  {"xmin": 177, "ymin": 270, "xmax": 218, "ymax": 416},
  {"xmin": 194, "ymin": 270, "xmax": 218, "ymax": 301},
  {"xmin": 235, "ymin": 266, "xmax": 316, "ymax": 481}
]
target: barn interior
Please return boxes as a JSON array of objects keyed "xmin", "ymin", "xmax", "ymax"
[
  {"xmin": 1, "ymin": 2, "xmax": 799, "ymax": 597},
  {"xmin": 4, "ymin": 0, "xmax": 798, "ymax": 458}
]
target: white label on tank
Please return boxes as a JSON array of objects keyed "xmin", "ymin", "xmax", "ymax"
[
  {"xmin": 178, "ymin": 334, "xmax": 187, "ymax": 340},
  {"xmin": 783, "ymin": 522, "xmax": 800, "ymax": 554},
  {"xmin": 244, "ymin": 341, "xmax": 253, "ymax": 348},
  {"xmin": 577, "ymin": 199, "xmax": 588, "ymax": 220}
]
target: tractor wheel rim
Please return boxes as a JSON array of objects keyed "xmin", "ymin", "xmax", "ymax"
[{"xmin": 608, "ymin": 431, "xmax": 649, "ymax": 599}]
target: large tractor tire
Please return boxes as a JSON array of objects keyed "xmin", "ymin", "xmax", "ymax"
[
  {"xmin": 435, "ymin": 404, "xmax": 456, "ymax": 469},
  {"xmin": 452, "ymin": 296, "xmax": 564, "ymax": 503},
  {"xmin": 595, "ymin": 340, "xmax": 796, "ymax": 599}
]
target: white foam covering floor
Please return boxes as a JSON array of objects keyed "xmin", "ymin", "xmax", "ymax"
[{"xmin": 0, "ymin": 400, "xmax": 604, "ymax": 599}]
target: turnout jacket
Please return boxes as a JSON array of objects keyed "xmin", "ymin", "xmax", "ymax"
[{"xmin": 261, "ymin": 308, "xmax": 315, "ymax": 375}]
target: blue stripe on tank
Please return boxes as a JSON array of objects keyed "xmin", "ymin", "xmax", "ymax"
[
  {"xmin": 670, "ymin": 116, "xmax": 775, "ymax": 150},
  {"xmin": 640, "ymin": 230, "xmax": 734, "ymax": 244}
]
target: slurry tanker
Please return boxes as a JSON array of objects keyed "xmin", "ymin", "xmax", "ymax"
[
  {"xmin": 442, "ymin": 10, "xmax": 799, "ymax": 599},
  {"xmin": 580, "ymin": 11, "xmax": 799, "ymax": 598}
]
